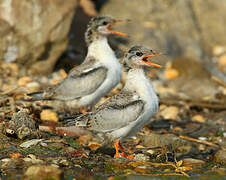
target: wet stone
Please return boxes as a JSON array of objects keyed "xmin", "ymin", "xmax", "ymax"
[
  {"xmin": 24, "ymin": 165, "xmax": 62, "ymax": 180},
  {"xmin": 134, "ymin": 153, "xmax": 150, "ymax": 161},
  {"xmin": 142, "ymin": 133, "xmax": 186, "ymax": 150},
  {"xmin": 214, "ymin": 149, "xmax": 226, "ymax": 165},
  {"xmin": 3, "ymin": 109, "xmax": 39, "ymax": 140}
]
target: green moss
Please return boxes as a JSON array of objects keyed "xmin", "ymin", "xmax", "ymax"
[{"xmin": 66, "ymin": 137, "xmax": 80, "ymax": 149}]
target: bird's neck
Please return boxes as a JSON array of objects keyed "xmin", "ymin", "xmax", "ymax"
[
  {"xmin": 85, "ymin": 28, "xmax": 104, "ymax": 46},
  {"xmin": 87, "ymin": 37, "xmax": 115, "ymax": 63},
  {"xmin": 124, "ymin": 68, "xmax": 154, "ymax": 93}
]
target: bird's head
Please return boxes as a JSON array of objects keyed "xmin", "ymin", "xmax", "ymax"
[
  {"xmin": 85, "ymin": 16, "xmax": 126, "ymax": 44},
  {"xmin": 124, "ymin": 45, "xmax": 161, "ymax": 70}
]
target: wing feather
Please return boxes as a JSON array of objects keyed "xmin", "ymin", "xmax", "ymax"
[
  {"xmin": 87, "ymin": 91, "xmax": 144, "ymax": 132},
  {"xmin": 42, "ymin": 58, "xmax": 107, "ymax": 100}
]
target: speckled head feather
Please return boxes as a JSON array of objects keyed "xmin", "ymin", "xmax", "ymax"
[
  {"xmin": 85, "ymin": 16, "xmax": 117, "ymax": 45},
  {"xmin": 123, "ymin": 45, "xmax": 160, "ymax": 70}
]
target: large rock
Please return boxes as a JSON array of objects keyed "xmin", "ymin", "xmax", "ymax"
[
  {"xmin": 0, "ymin": 0, "xmax": 77, "ymax": 74},
  {"xmin": 100, "ymin": 0, "xmax": 226, "ymax": 81}
]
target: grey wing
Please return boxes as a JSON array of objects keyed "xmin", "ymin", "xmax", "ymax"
[
  {"xmin": 87, "ymin": 91, "xmax": 144, "ymax": 132},
  {"xmin": 49, "ymin": 58, "xmax": 107, "ymax": 100}
]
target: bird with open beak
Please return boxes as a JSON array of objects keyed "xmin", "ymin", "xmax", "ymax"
[
  {"xmin": 65, "ymin": 45, "xmax": 161, "ymax": 160},
  {"xmin": 24, "ymin": 16, "xmax": 127, "ymax": 114}
]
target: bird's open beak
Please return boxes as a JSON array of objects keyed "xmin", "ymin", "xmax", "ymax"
[
  {"xmin": 106, "ymin": 21, "xmax": 127, "ymax": 37},
  {"xmin": 141, "ymin": 53, "xmax": 161, "ymax": 68}
]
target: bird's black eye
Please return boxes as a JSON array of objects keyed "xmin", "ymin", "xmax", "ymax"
[
  {"xmin": 102, "ymin": 21, "xmax": 108, "ymax": 25},
  {"xmin": 136, "ymin": 52, "xmax": 143, "ymax": 57}
]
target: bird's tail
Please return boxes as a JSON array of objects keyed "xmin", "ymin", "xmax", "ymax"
[{"xmin": 20, "ymin": 91, "xmax": 52, "ymax": 101}]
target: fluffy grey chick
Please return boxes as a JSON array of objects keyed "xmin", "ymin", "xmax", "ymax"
[{"xmin": 25, "ymin": 16, "xmax": 126, "ymax": 113}]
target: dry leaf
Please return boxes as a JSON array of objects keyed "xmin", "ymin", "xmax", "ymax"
[
  {"xmin": 88, "ymin": 142, "xmax": 102, "ymax": 150},
  {"xmin": 10, "ymin": 152, "xmax": 22, "ymax": 158}
]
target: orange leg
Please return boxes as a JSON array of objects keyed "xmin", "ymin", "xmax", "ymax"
[
  {"xmin": 114, "ymin": 139, "xmax": 120, "ymax": 158},
  {"xmin": 80, "ymin": 108, "xmax": 87, "ymax": 114},
  {"xmin": 114, "ymin": 139, "xmax": 134, "ymax": 160}
]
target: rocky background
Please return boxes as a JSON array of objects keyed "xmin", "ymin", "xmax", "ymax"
[{"xmin": 0, "ymin": 0, "xmax": 226, "ymax": 179}]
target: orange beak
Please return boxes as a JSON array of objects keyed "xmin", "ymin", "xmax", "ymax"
[
  {"xmin": 141, "ymin": 53, "xmax": 161, "ymax": 68},
  {"xmin": 106, "ymin": 21, "xmax": 127, "ymax": 37}
]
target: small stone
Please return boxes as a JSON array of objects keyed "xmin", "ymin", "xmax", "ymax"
[
  {"xmin": 20, "ymin": 139, "xmax": 43, "ymax": 148},
  {"xmin": 213, "ymin": 168, "xmax": 226, "ymax": 176},
  {"xmin": 214, "ymin": 149, "xmax": 226, "ymax": 165},
  {"xmin": 23, "ymin": 154, "xmax": 44, "ymax": 164},
  {"xmin": 134, "ymin": 153, "xmax": 150, "ymax": 161},
  {"xmin": 191, "ymin": 115, "xmax": 205, "ymax": 123},
  {"xmin": 4, "ymin": 109, "xmax": 38, "ymax": 140},
  {"xmin": 40, "ymin": 109, "xmax": 59, "ymax": 122},
  {"xmin": 146, "ymin": 149, "xmax": 155, "ymax": 155},
  {"xmin": 198, "ymin": 137, "xmax": 207, "ymax": 141},
  {"xmin": 78, "ymin": 134, "xmax": 92, "ymax": 145},
  {"xmin": 218, "ymin": 54, "xmax": 226, "ymax": 66},
  {"xmin": 25, "ymin": 82, "xmax": 41, "ymax": 92},
  {"xmin": 136, "ymin": 145, "xmax": 145, "ymax": 149},
  {"xmin": 160, "ymin": 106, "xmax": 179, "ymax": 120},
  {"xmin": 183, "ymin": 158, "xmax": 205, "ymax": 167},
  {"xmin": 164, "ymin": 68, "xmax": 179, "ymax": 80},
  {"xmin": 213, "ymin": 46, "xmax": 226, "ymax": 56},
  {"xmin": 143, "ymin": 133, "xmax": 185, "ymax": 150},
  {"xmin": 197, "ymin": 144, "xmax": 206, "ymax": 152},
  {"xmin": 18, "ymin": 76, "xmax": 33, "ymax": 86},
  {"xmin": 0, "ymin": 158, "xmax": 16, "ymax": 169},
  {"xmin": 59, "ymin": 159, "xmax": 69, "ymax": 166},
  {"xmin": 25, "ymin": 165, "xmax": 62, "ymax": 180},
  {"xmin": 59, "ymin": 69, "xmax": 67, "ymax": 78},
  {"xmin": 1, "ymin": 158, "xmax": 11, "ymax": 162}
]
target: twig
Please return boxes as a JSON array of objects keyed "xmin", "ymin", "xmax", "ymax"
[
  {"xmin": 179, "ymin": 135, "xmax": 219, "ymax": 148},
  {"xmin": 160, "ymin": 97, "xmax": 226, "ymax": 110}
]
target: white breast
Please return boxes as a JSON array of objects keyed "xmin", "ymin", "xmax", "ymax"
[
  {"xmin": 110, "ymin": 69, "xmax": 159, "ymax": 141},
  {"xmin": 126, "ymin": 69, "xmax": 158, "ymax": 110},
  {"xmin": 78, "ymin": 37, "xmax": 122, "ymax": 106}
]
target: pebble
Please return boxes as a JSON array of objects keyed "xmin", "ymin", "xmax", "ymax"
[
  {"xmin": 20, "ymin": 139, "xmax": 43, "ymax": 148},
  {"xmin": 197, "ymin": 144, "xmax": 206, "ymax": 152},
  {"xmin": 25, "ymin": 165, "xmax": 62, "ymax": 180},
  {"xmin": 213, "ymin": 46, "xmax": 226, "ymax": 56},
  {"xmin": 214, "ymin": 149, "xmax": 226, "ymax": 165},
  {"xmin": 143, "ymin": 133, "xmax": 185, "ymax": 149},
  {"xmin": 18, "ymin": 76, "xmax": 33, "ymax": 86},
  {"xmin": 146, "ymin": 149, "xmax": 155, "ymax": 155},
  {"xmin": 160, "ymin": 106, "xmax": 179, "ymax": 120},
  {"xmin": 25, "ymin": 82, "xmax": 40, "ymax": 92},
  {"xmin": 134, "ymin": 153, "xmax": 150, "ymax": 161},
  {"xmin": 198, "ymin": 137, "xmax": 207, "ymax": 141},
  {"xmin": 191, "ymin": 115, "xmax": 205, "ymax": 123},
  {"xmin": 183, "ymin": 158, "xmax": 205, "ymax": 167},
  {"xmin": 23, "ymin": 154, "xmax": 44, "ymax": 164},
  {"xmin": 218, "ymin": 54, "xmax": 226, "ymax": 66},
  {"xmin": 164, "ymin": 68, "xmax": 179, "ymax": 80},
  {"xmin": 40, "ymin": 109, "xmax": 59, "ymax": 122}
]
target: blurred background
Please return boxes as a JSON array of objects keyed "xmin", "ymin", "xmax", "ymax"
[{"xmin": 0, "ymin": 0, "xmax": 226, "ymax": 101}]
